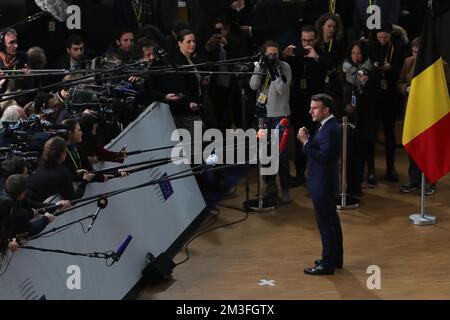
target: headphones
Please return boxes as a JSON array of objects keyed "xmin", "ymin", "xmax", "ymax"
[
  {"xmin": 0, "ymin": 29, "xmax": 17, "ymax": 52},
  {"xmin": 0, "ymin": 32, "xmax": 5, "ymax": 52}
]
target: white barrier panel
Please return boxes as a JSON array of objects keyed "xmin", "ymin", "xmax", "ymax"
[{"xmin": 0, "ymin": 102, "xmax": 206, "ymax": 299}]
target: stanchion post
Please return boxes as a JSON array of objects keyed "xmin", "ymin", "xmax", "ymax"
[{"xmin": 336, "ymin": 116, "xmax": 360, "ymax": 210}]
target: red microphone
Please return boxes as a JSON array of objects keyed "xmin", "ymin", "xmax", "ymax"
[{"xmin": 279, "ymin": 118, "xmax": 289, "ymax": 152}]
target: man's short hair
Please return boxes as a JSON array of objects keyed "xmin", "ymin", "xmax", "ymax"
[
  {"xmin": 5, "ymin": 174, "xmax": 27, "ymax": 199},
  {"xmin": 66, "ymin": 34, "xmax": 84, "ymax": 49},
  {"xmin": 116, "ymin": 28, "xmax": 134, "ymax": 41},
  {"xmin": 311, "ymin": 94, "xmax": 335, "ymax": 114},
  {"xmin": 27, "ymin": 46, "xmax": 46, "ymax": 69},
  {"xmin": 301, "ymin": 25, "xmax": 316, "ymax": 36},
  {"xmin": 1, "ymin": 156, "xmax": 26, "ymax": 179},
  {"xmin": 262, "ymin": 40, "xmax": 280, "ymax": 52}
]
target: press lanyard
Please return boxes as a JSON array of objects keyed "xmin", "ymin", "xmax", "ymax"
[
  {"xmin": 384, "ymin": 42, "xmax": 394, "ymax": 64},
  {"xmin": 329, "ymin": 0, "xmax": 336, "ymax": 14},
  {"xmin": 67, "ymin": 147, "xmax": 81, "ymax": 170},
  {"xmin": 261, "ymin": 75, "xmax": 271, "ymax": 95},
  {"xmin": 323, "ymin": 39, "xmax": 334, "ymax": 53},
  {"xmin": 368, "ymin": 0, "xmax": 375, "ymax": 7}
]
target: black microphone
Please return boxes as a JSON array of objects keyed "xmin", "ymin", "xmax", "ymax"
[
  {"xmin": 112, "ymin": 235, "xmax": 133, "ymax": 262},
  {"xmin": 87, "ymin": 198, "xmax": 108, "ymax": 232},
  {"xmin": 35, "ymin": 203, "xmax": 63, "ymax": 215},
  {"xmin": 154, "ymin": 47, "xmax": 178, "ymax": 72}
]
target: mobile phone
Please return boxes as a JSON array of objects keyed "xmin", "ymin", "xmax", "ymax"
[{"xmin": 296, "ymin": 47, "xmax": 309, "ymax": 57}]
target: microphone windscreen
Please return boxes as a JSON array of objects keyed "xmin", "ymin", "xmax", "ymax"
[
  {"xmin": 280, "ymin": 118, "xmax": 289, "ymax": 127},
  {"xmin": 34, "ymin": 0, "xmax": 68, "ymax": 22},
  {"xmin": 116, "ymin": 235, "xmax": 133, "ymax": 258}
]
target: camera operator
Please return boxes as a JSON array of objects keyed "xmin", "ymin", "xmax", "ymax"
[
  {"xmin": 1, "ymin": 105, "xmax": 26, "ymax": 125},
  {"xmin": 0, "ymin": 29, "xmax": 29, "ymax": 93},
  {"xmin": 0, "ymin": 105, "xmax": 27, "ymax": 147},
  {"xmin": 342, "ymin": 41, "xmax": 375, "ymax": 196},
  {"xmin": 282, "ymin": 25, "xmax": 328, "ymax": 188},
  {"xmin": 32, "ymin": 88, "xmax": 71, "ymax": 125},
  {"xmin": 250, "ymin": 40, "xmax": 292, "ymax": 204}
]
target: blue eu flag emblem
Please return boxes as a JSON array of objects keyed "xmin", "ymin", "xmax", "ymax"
[{"xmin": 158, "ymin": 173, "xmax": 174, "ymax": 201}]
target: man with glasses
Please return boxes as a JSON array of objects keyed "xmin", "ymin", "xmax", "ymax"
[{"xmin": 282, "ymin": 25, "xmax": 327, "ymax": 188}]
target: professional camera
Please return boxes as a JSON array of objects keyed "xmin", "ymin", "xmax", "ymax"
[
  {"xmin": 0, "ymin": 147, "xmax": 40, "ymax": 172},
  {"xmin": 259, "ymin": 54, "xmax": 280, "ymax": 81},
  {"xmin": 1, "ymin": 117, "xmax": 68, "ymax": 152}
]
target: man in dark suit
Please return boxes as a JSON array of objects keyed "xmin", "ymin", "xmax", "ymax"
[{"xmin": 297, "ymin": 93, "xmax": 343, "ymax": 275}]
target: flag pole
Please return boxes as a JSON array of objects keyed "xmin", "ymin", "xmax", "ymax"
[{"xmin": 409, "ymin": 173, "xmax": 437, "ymax": 225}]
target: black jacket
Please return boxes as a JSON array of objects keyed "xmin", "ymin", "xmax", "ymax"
[
  {"xmin": 163, "ymin": 49, "xmax": 208, "ymax": 116},
  {"xmin": 26, "ymin": 164, "xmax": 87, "ymax": 202},
  {"xmin": 9, "ymin": 198, "xmax": 50, "ymax": 237}
]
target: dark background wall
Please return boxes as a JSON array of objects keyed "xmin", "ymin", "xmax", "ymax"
[{"xmin": 0, "ymin": 0, "xmax": 449, "ymax": 63}]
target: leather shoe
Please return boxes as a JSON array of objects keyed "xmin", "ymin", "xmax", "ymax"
[
  {"xmin": 304, "ymin": 264, "xmax": 335, "ymax": 275},
  {"xmin": 314, "ymin": 259, "xmax": 342, "ymax": 269}
]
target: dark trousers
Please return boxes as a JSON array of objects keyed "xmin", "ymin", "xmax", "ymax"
[
  {"xmin": 312, "ymin": 195, "xmax": 343, "ymax": 268},
  {"xmin": 347, "ymin": 132, "xmax": 375, "ymax": 193},
  {"xmin": 377, "ymin": 98, "xmax": 397, "ymax": 170},
  {"xmin": 210, "ymin": 84, "xmax": 237, "ymax": 133}
]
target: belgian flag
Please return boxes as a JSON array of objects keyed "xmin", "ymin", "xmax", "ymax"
[{"xmin": 402, "ymin": 3, "xmax": 450, "ymax": 184}]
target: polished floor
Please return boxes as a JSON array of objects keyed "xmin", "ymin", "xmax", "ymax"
[{"xmin": 139, "ymin": 145, "xmax": 450, "ymax": 300}]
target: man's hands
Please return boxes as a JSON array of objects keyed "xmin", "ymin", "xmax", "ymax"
[{"xmin": 297, "ymin": 127, "xmax": 309, "ymax": 145}]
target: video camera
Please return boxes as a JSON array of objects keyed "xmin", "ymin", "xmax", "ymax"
[{"xmin": 1, "ymin": 117, "xmax": 69, "ymax": 151}]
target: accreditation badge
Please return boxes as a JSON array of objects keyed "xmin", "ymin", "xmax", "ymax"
[
  {"xmin": 381, "ymin": 79, "xmax": 388, "ymax": 90},
  {"xmin": 257, "ymin": 93, "xmax": 268, "ymax": 105}
]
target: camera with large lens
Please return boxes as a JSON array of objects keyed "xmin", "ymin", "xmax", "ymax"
[{"xmin": 260, "ymin": 54, "xmax": 279, "ymax": 80}]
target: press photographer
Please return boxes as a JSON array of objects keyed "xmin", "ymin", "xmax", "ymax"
[
  {"xmin": 282, "ymin": 25, "xmax": 328, "ymax": 188},
  {"xmin": 249, "ymin": 40, "xmax": 292, "ymax": 204}
]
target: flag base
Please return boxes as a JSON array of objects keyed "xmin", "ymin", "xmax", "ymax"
[
  {"xmin": 336, "ymin": 194, "xmax": 360, "ymax": 210},
  {"xmin": 244, "ymin": 198, "xmax": 276, "ymax": 212},
  {"xmin": 409, "ymin": 214, "xmax": 437, "ymax": 226}
]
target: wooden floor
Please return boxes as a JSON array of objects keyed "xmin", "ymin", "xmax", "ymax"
[{"xmin": 139, "ymin": 145, "xmax": 450, "ymax": 300}]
